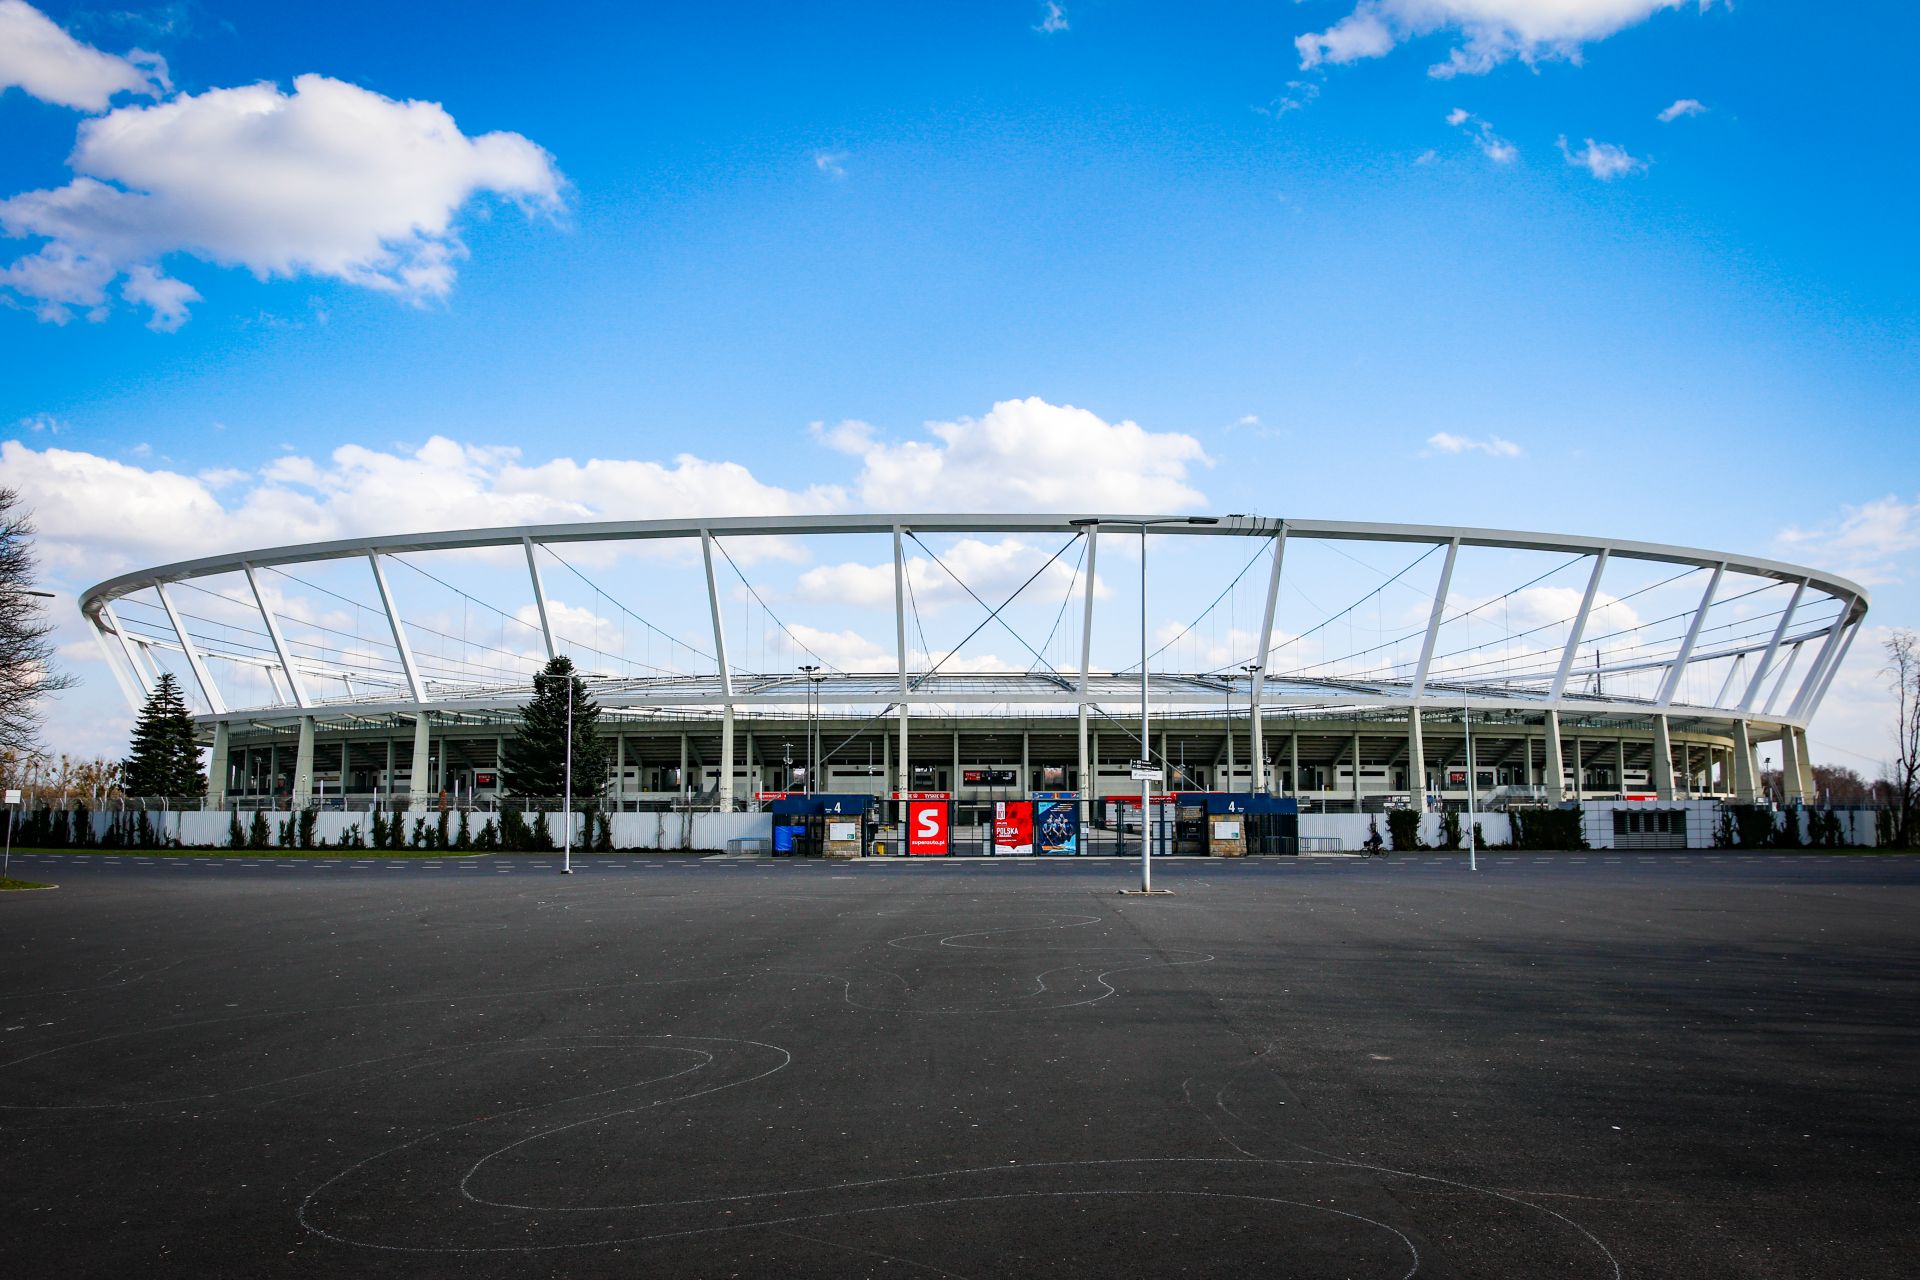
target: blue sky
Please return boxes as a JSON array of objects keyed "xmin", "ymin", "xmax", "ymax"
[{"xmin": 3, "ymin": 1, "xmax": 1916, "ymax": 771}]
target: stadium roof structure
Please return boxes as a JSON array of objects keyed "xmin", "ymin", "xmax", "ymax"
[{"xmin": 79, "ymin": 513, "xmax": 1868, "ymax": 734}]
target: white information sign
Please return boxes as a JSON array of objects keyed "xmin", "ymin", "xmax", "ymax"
[
  {"xmin": 3, "ymin": 789, "xmax": 18, "ymax": 805},
  {"xmin": 1129, "ymin": 767, "xmax": 1164, "ymax": 782}
]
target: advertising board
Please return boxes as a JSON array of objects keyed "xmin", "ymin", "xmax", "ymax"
[
  {"xmin": 1035, "ymin": 797, "xmax": 1079, "ymax": 855},
  {"xmin": 907, "ymin": 801, "xmax": 949, "ymax": 856},
  {"xmin": 992, "ymin": 801, "xmax": 1033, "ymax": 856}
]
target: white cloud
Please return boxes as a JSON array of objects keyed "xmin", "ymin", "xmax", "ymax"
[
  {"xmin": 840, "ymin": 396, "xmax": 1210, "ymax": 511},
  {"xmin": 1557, "ymin": 135, "xmax": 1647, "ymax": 180},
  {"xmin": 808, "ymin": 418, "xmax": 878, "ymax": 455},
  {"xmin": 19, "ymin": 411, "xmax": 65, "ymax": 434},
  {"xmin": 1035, "ymin": 2, "xmax": 1069, "ymax": 35},
  {"xmin": 1657, "ymin": 97, "xmax": 1707, "ymax": 122},
  {"xmin": 1424, "ymin": 431, "xmax": 1522, "ymax": 458},
  {"xmin": 784, "ymin": 622, "xmax": 895, "ymax": 670},
  {"xmin": 0, "ymin": 0, "xmax": 167, "ymax": 111},
  {"xmin": 1447, "ymin": 109, "xmax": 1517, "ymax": 163},
  {"xmin": 5, "ymin": 393, "xmax": 1198, "ymax": 586},
  {"xmin": 1778, "ymin": 495, "xmax": 1920, "ymax": 587},
  {"xmin": 0, "ymin": 435, "xmax": 842, "ymax": 579},
  {"xmin": 812, "ymin": 150, "xmax": 847, "ymax": 179},
  {"xmin": 1, "ymin": 73, "xmax": 564, "ymax": 327},
  {"xmin": 1298, "ymin": 1, "xmax": 1714, "ymax": 77}
]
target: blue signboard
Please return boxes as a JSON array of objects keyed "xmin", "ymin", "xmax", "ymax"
[{"xmin": 1035, "ymin": 798, "xmax": 1079, "ymax": 855}]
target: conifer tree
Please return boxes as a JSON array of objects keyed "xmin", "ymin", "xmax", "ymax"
[
  {"xmin": 502, "ymin": 656, "xmax": 610, "ymax": 804},
  {"xmin": 121, "ymin": 673, "xmax": 206, "ymax": 801}
]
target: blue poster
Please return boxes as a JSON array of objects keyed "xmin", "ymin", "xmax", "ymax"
[{"xmin": 1035, "ymin": 799, "xmax": 1079, "ymax": 855}]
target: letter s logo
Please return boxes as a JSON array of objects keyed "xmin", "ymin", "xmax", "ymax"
[{"xmin": 917, "ymin": 809, "xmax": 940, "ymax": 837}]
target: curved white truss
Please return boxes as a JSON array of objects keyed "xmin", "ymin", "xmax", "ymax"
[{"xmin": 80, "ymin": 512, "xmax": 1867, "ymax": 736}]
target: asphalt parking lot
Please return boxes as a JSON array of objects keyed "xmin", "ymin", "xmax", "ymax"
[{"xmin": 3, "ymin": 852, "xmax": 1916, "ymax": 1278}]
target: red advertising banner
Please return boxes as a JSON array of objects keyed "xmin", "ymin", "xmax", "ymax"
[
  {"xmin": 908, "ymin": 800, "xmax": 949, "ymax": 856},
  {"xmin": 992, "ymin": 800, "xmax": 1033, "ymax": 857}
]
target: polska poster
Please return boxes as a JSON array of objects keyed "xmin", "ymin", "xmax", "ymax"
[{"xmin": 992, "ymin": 800, "xmax": 1033, "ymax": 856}]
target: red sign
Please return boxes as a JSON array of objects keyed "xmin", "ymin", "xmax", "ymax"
[
  {"xmin": 756, "ymin": 791, "xmax": 800, "ymax": 801},
  {"xmin": 891, "ymin": 790, "xmax": 952, "ymax": 801},
  {"xmin": 908, "ymin": 800, "xmax": 949, "ymax": 856},
  {"xmin": 993, "ymin": 801, "xmax": 1033, "ymax": 856}
]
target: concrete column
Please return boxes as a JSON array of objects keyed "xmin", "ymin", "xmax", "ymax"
[
  {"xmin": 678, "ymin": 733, "xmax": 689, "ymax": 805},
  {"xmin": 1351, "ymin": 733, "xmax": 1362, "ymax": 807},
  {"xmin": 1021, "ymin": 728, "xmax": 1030, "ymax": 795},
  {"xmin": 1289, "ymin": 733, "xmax": 1300, "ymax": 798},
  {"xmin": 1408, "ymin": 710, "xmax": 1426, "ymax": 809},
  {"xmin": 1793, "ymin": 728, "xmax": 1815, "ymax": 803},
  {"xmin": 269, "ymin": 742, "xmax": 279, "ymax": 801},
  {"xmin": 614, "ymin": 734, "xmax": 626, "ymax": 809},
  {"xmin": 208, "ymin": 721, "xmax": 230, "ymax": 807},
  {"xmin": 1615, "ymin": 739, "xmax": 1628, "ymax": 799},
  {"xmin": 718, "ymin": 705, "xmax": 735, "ymax": 812},
  {"xmin": 1652, "ymin": 715, "xmax": 1676, "ymax": 801},
  {"xmin": 897, "ymin": 702, "xmax": 910, "ymax": 825},
  {"xmin": 1090, "ymin": 724, "xmax": 1100, "ymax": 802},
  {"xmin": 1077, "ymin": 705, "xmax": 1090, "ymax": 826},
  {"xmin": 882, "ymin": 729, "xmax": 891, "ymax": 805},
  {"xmin": 410, "ymin": 713, "xmax": 431, "ymax": 809},
  {"xmin": 294, "ymin": 715, "xmax": 316, "ymax": 810},
  {"xmin": 1224, "ymin": 713, "xmax": 1235, "ymax": 793},
  {"xmin": 1544, "ymin": 711, "xmax": 1565, "ymax": 803},
  {"xmin": 1732, "ymin": 721, "xmax": 1758, "ymax": 802},
  {"xmin": 1249, "ymin": 703, "xmax": 1265, "ymax": 794},
  {"xmin": 384, "ymin": 738, "xmax": 395, "ymax": 800},
  {"xmin": 435, "ymin": 736, "xmax": 446, "ymax": 795},
  {"xmin": 952, "ymin": 731, "xmax": 961, "ymax": 796},
  {"xmin": 1573, "ymin": 737, "xmax": 1585, "ymax": 803}
]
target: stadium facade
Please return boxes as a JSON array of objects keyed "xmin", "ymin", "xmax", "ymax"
[{"xmin": 79, "ymin": 515, "xmax": 1866, "ymax": 841}]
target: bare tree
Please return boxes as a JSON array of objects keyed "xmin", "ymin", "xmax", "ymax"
[
  {"xmin": 0, "ymin": 488, "xmax": 76, "ymax": 753},
  {"xmin": 1886, "ymin": 630, "xmax": 1920, "ymax": 847}
]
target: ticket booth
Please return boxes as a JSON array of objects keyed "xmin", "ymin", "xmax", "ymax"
[
  {"xmin": 769, "ymin": 793, "xmax": 876, "ymax": 858},
  {"xmin": 1209, "ymin": 794, "xmax": 1299, "ymax": 855}
]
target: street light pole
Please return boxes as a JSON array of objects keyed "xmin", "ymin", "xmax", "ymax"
[{"xmin": 1070, "ymin": 516, "xmax": 1218, "ymax": 893}]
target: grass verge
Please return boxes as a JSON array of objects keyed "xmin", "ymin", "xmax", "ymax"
[{"xmin": 1, "ymin": 876, "xmax": 54, "ymax": 891}]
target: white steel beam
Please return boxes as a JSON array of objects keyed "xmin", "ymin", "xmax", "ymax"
[
  {"xmin": 1741, "ymin": 578, "xmax": 1807, "ymax": 714},
  {"xmin": 1249, "ymin": 526, "xmax": 1286, "ymax": 790},
  {"xmin": 1787, "ymin": 602, "xmax": 1853, "ymax": 722},
  {"xmin": 89, "ymin": 617, "xmax": 142, "ymax": 709},
  {"xmin": 1078, "ymin": 524, "xmax": 1100, "ymax": 697},
  {"xmin": 523, "ymin": 537, "xmax": 557, "ymax": 661},
  {"xmin": 244, "ymin": 562, "xmax": 310, "ymax": 709},
  {"xmin": 155, "ymin": 582, "xmax": 227, "ymax": 714},
  {"xmin": 1657, "ymin": 562, "xmax": 1726, "ymax": 708},
  {"xmin": 1712, "ymin": 653, "xmax": 1745, "ymax": 710},
  {"xmin": 700, "ymin": 530, "xmax": 732, "ymax": 699},
  {"xmin": 100, "ymin": 602, "xmax": 152, "ymax": 697},
  {"xmin": 1802, "ymin": 620, "xmax": 1859, "ymax": 724},
  {"xmin": 1410, "ymin": 538, "xmax": 1459, "ymax": 701},
  {"xmin": 1548, "ymin": 549, "xmax": 1609, "ymax": 704},
  {"xmin": 895, "ymin": 526, "xmax": 911, "ymax": 695},
  {"xmin": 367, "ymin": 553, "xmax": 426, "ymax": 704},
  {"xmin": 1763, "ymin": 642, "xmax": 1804, "ymax": 717}
]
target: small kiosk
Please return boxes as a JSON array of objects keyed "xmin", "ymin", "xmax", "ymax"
[
  {"xmin": 1208, "ymin": 794, "xmax": 1300, "ymax": 855},
  {"xmin": 769, "ymin": 793, "xmax": 877, "ymax": 859}
]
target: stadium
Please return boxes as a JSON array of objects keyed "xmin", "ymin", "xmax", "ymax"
[{"xmin": 77, "ymin": 513, "xmax": 1867, "ymax": 851}]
